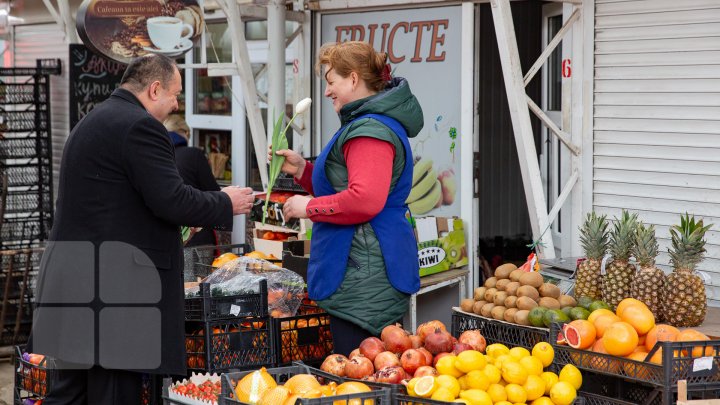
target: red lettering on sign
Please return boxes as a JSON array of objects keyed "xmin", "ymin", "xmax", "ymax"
[
  {"xmin": 409, "ymin": 21, "xmax": 432, "ymax": 62},
  {"xmin": 427, "ymin": 20, "xmax": 448, "ymax": 62},
  {"xmin": 562, "ymin": 59, "xmax": 571, "ymax": 78},
  {"xmin": 388, "ymin": 22, "xmax": 409, "ymax": 63}
]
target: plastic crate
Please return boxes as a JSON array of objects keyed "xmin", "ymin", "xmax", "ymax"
[
  {"xmin": 185, "ymin": 280, "xmax": 269, "ymax": 321},
  {"xmin": 551, "ymin": 323, "xmax": 720, "ymax": 404},
  {"xmin": 273, "ymin": 173, "xmax": 306, "ymax": 192},
  {"xmin": 0, "ymin": 137, "xmax": 51, "ymax": 159},
  {"xmin": 141, "ymin": 373, "xmax": 162, "ymax": 405},
  {"xmin": 185, "ymin": 316, "xmax": 274, "ymax": 373},
  {"xmin": 221, "ymin": 363, "xmax": 393, "ymax": 405},
  {"xmin": 4, "ymin": 190, "xmax": 52, "ymax": 214},
  {"xmin": 3, "ymin": 164, "xmax": 52, "ymax": 187},
  {"xmin": 0, "ymin": 84, "xmax": 46, "ymax": 105},
  {"xmin": 396, "ymin": 393, "xmax": 586, "ymax": 405},
  {"xmin": 274, "ymin": 303, "xmax": 333, "ymax": 366},
  {"xmin": 183, "ymin": 243, "xmax": 249, "ymax": 282},
  {"xmin": 0, "ymin": 215, "xmax": 51, "ymax": 249},
  {"xmin": 13, "ymin": 345, "xmax": 54, "ymax": 404},
  {"xmin": 451, "ymin": 308, "xmax": 549, "ymax": 350}
]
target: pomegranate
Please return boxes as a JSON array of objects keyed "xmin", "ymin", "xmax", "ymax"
[
  {"xmin": 374, "ymin": 351, "xmax": 401, "ymax": 370},
  {"xmin": 417, "ymin": 347, "xmax": 433, "ymax": 365},
  {"xmin": 400, "ymin": 349, "xmax": 427, "ymax": 375},
  {"xmin": 424, "ymin": 328, "xmax": 454, "ymax": 355},
  {"xmin": 381, "ymin": 324, "xmax": 412, "ymax": 354},
  {"xmin": 344, "ymin": 356, "xmax": 374, "ymax": 379},
  {"xmin": 349, "ymin": 348, "xmax": 361, "ymax": 359},
  {"xmin": 416, "ymin": 320, "xmax": 447, "ymax": 342},
  {"xmin": 320, "ymin": 354, "xmax": 348, "ymax": 377},
  {"xmin": 452, "ymin": 342, "xmax": 473, "ymax": 355},
  {"xmin": 433, "ymin": 352, "xmax": 452, "ymax": 366},
  {"xmin": 374, "ymin": 365, "xmax": 406, "ymax": 384},
  {"xmin": 362, "ymin": 375, "xmax": 376, "ymax": 382},
  {"xmin": 359, "ymin": 337, "xmax": 385, "ymax": 362},
  {"xmin": 414, "ymin": 366, "xmax": 438, "ymax": 377},
  {"xmin": 459, "ymin": 330, "xmax": 487, "ymax": 352},
  {"xmin": 409, "ymin": 335, "xmax": 423, "ymax": 349}
]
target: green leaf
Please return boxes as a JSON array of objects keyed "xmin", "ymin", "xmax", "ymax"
[{"xmin": 263, "ymin": 112, "xmax": 288, "ymax": 224}]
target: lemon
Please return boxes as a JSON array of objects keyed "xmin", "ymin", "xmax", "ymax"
[
  {"xmin": 495, "ymin": 402, "xmax": 513, "ymax": 405},
  {"xmin": 494, "ymin": 354, "xmax": 514, "ymax": 370},
  {"xmin": 432, "ymin": 387, "xmax": 457, "ymax": 402},
  {"xmin": 502, "ymin": 361, "xmax": 529, "ymax": 385},
  {"xmin": 558, "ymin": 364, "xmax": 583, "ymax": 390},
  {"xmin": 483, "ymin": 364, "xmax": 502, "ymax": 384},
  {"xmin": 453, "ymin": 400, "xmax": 471, "ymax": 404},
  {"xmin": 509, "ymin": 347, "xmax": 531, "ymax": 361},
  {"xmin": 487, "ymin": 383, "xmax": 508, "ymax": 403},
  {"xmin": 486, "ymin": 343, "xmax": 510, "ymax": 359},
  {"xmin": 531, "ymin": 397, "xmax": 555, "ymax": 405},
  {"xmin": 464, "ymin": 370, "xmax": 490, "ymax": 391},
  {"xmin": 520, "ymin": 356, "xmax": 544, "ymax": 376},
  {"xmin": 458, "ymin": 375, "xmax": 469, "ymax": 391},
  {"xmin": 455, "ymin": 350, "xmax": 486, "ymax": 373},
  {"xmin": 540, "ymin": 371, "xmax": 559, "ymax": 395},
  {"xmin": 406, "ymin": 377, "xmax": 419, "ymax": 396},
  {"xmin": 532, "ymin": 342, "xmax": 555, "ymax": 367},
  {"xmin": 436, "ymin": 355, "xmax": 464, "ymax": 378},
  {"xmin": 413, "ymin": 375, "xmax": 437, "ymax": 398},
  {"xmin": 549, "ymin": 381, "xmax": 577, "ymax": 405},
  {"xmin": 436, "ymin": 375, "xmax": 461, "ymax": 398},
  {"xmin": 459, "ymin": 389, "xmax": 493, "ymax": 405},
  {"xmin": 524, "ymin": 375, "xmax": 546, "ymax": 401},
  {"xmin": 505, "ymin": 383, "xmax": 527, "ymax": 403}
]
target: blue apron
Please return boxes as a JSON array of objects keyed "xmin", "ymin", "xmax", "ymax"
[{"xmin": 308, "ymin": 114, "xmax": 421, "ymax": 300}]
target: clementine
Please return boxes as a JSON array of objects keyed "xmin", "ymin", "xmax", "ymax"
[
  {"xmin": 603, "ymin": 322, "xmax": 639, "ymax": 357},
  {"xmin": 619, "ymin": 305, "xmax": 655, "ymax": 336},
  {"xmin": 644, "ymin": 324, "xmax": 680, "ymax": 352},
  {"xmin": 593, "ymin": 314, "xmax": 621, "ymax": 338}
]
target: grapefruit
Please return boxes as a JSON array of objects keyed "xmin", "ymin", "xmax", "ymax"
[
  {"xmin": 623, "ymin": 352, "xmax": 650, "ymax": 377},
  {"xmin": 590, "ymin": 338, "xmax": 620, "ymax": 373},
  {"xmin": 588, "ymin": 309, "xmax": 615, "ymax": 324},
  {"xmin": 603, "ymin": 322, "xmax": 639, "ymax": 357},
  {"xmin": 644, "ymin": 324, "xmax": 680, "ymax": 352},
  {"xmin": 676, "ymin": 329, "xmax": 712, "ymax": 357},
  {"xmin": 616, "ymin": 298, "xmax": 649, "ymax": 317},
  {"xmin": 619, "ymin": 305, "xmax": 655, "ymax": 336},
  {"xmin": 564, "ymin": 320, "xmax": 597, "ymax": 350},
  {"xmin": 593, "ymin": 314, "xmax": 621, "ymax": 338}
]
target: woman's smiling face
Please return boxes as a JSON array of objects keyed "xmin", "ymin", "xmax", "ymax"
[{"xmin": 323, "ymin": 66, "xmax": 357, "ymax": 113}]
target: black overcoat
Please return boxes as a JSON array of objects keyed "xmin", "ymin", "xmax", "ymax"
[{"xmin": 32, "ymin": 88, "xmax": 232, "ymax": 375}]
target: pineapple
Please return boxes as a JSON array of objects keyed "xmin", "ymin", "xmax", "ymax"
[
  {"xmin": 575, "ymin": 212, "xmax": 610, "ymax": 300},
  {"xmin": 630, "ymin": 223, "xmax": 664, "ymax": 321},
  {"xmin": 602, "ymin": 210, "xmax": 639, "ymax": 311},
  {"xmin": 662, "ymin": 213, "xmax": 712, "ymax": 327}
]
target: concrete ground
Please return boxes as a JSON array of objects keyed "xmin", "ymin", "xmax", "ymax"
[{"xmin": 0, "ymin": 360, "xmax": 13, "ymax": 405}]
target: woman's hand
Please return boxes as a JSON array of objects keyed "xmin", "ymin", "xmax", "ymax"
[
  {"xmin": 268, "ymin": 146, "xmax": 307, "ymax": 178},
  {"xmin": 283, "ymin": 195, "xmax": 312, "ymax": 220}
]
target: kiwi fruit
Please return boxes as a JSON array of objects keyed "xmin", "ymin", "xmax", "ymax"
[
  {"xmin": 495, "ymin": 279, "xmax": 511, "ymax": 291},
  {"xmin": 516, "ymin": 296, "xmax": 538, "ymax": 310},
  {"xmin": 519, "ymin": 272, "xmax": 544, "ymax": 288},
  {"xmin": 517, "ymin": 285, "xmax": 540, "ymax": 301},
  {"xmin": 504, "ymin": 307, "xmax": 519, "ymax": 323},
  {"xmin": 494, "ymin": 291, "xmax": 508, "ymax": 306},
  {"xmin": 494, "ymin": 263, "xmax": 517, "ymax": 279},
  {"xmin": 484, "ymin": 277, "xmax": 498, "ymax": 288},
  {"xmin": 539, "ymin": 283, "xmax": 561, "ymax": 299},
  {"xmin": 538, "ymin": 297, "xmax": 561, "ymax": 310},
  {"xmin": 509, "ymin": 269, "xmax": 525, "ymax": 282},
  {"xmin": 558, "ymin": 295, "xmax": 578, "ymax": 308},
  {"xmin": 472, "ymin": 300, "xmax": 485, "ymax": 315},
  {"xmin": 474, "ymin": 287, "xmax": 487, "ymax": 301},
  {"xmin": 480, "ymin": 303, "xmax": 495, "ymax": 317},
  {"xmin": 505, "ymin": 282, "xmax": 521, "ymax": 296},
  {"xmin": 484, "ymin": 288, "xmax": 498, "ymax": 303},
  {"xmin": 460, "ymin": 298, "xmax": 475, "ymax": 312},
  {"xmin": 504, "ymin": 295, "xmax": 518, "ymax": 309},
  {"xmin": 514, "ymin": 309, "xmax": 531, "ymax": 326},
  {"xmin": 491, "ymin": 305, "xmax": 507, "ymax": 320}
]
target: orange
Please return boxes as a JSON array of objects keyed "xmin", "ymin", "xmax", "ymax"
[
  {"xmin": 590, "ymin": 339, "xmax": 620, "ymax": 373},
  {"xmin": 593, "ymin": 314, "xmax": 621, "ymax": 338},
  {"xmin": 619, "ymin": 305, "xmax": 655, "ymax": 336},
  {"xmin": 644, "ymin": 324, "xmax": 680, "ymax": 352},
  {"xmin": 603, "ymin": 322, "xmax": 639, "ymax": 357},
  {"xmin": 638, "ymin": 334, "xmax": 646, "ymax": 346},
  {"xmin": 564, "ymin": 320, "xmax": 597, "ymax": 350},
  {"xmin": 588, "ymin": 309, "xmax": 615, "ymax": 324},
  {"xmin": 676, "ymin": 329, "xmax": 712, "ymax": 357},
  {"xmin": 623, "ymin": 352, "xmax": 650, "ymax": 377},
  {"xmin": 616, "ymin": 298, "xmax": 649, "ymax": 317},
  {"xmin": 212, "ymin": 252, "xmax": 239, "ymax": 267}
]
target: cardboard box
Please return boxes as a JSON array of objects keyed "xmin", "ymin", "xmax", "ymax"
[
  {"xmin": 416, "ymin": 217, "xmax": 468, "ymax": 277},
  {"xmin": 253, "ymin": 220, "xmax": 312, "ymax": 240},
  {"xmin": 250, "ymin": 192, "xmax": 308, "ymax": 231}
]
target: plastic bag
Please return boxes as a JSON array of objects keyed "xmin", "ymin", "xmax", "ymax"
[{"xmin": 262, "ymin": 267, "xmax": 305, "ymax": 318}]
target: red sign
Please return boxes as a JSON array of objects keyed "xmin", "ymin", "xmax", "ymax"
[{"xmin": 562, "ymin": 58, "xmax": 572, "ymax": 78}]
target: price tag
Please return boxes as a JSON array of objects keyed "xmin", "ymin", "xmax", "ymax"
[
  {"xmin": 693, "ymin": 356, "xmax": 713, "ymax": 372},
  {"xmin": 230, "ymin": 304, "xmax": 241, "ymax": 317}
]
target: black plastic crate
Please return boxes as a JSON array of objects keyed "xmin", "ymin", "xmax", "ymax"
[
  {"xmin": 13, "ymin": 345, "xmax": 55, "ymax": 403},
  {"xmin": 451, "ymin": 308, "xmax": 549, "ymax": 350},
  {"xmin": 141, "ymin": 373, "xmax": 162, "ymax": 405},
  {"xmin": 161, "ymin": 376, "xmax": 222, "ymax": 405},
  {"xmin": 397, "ymin": 392, "xmax": 585, "ymax": 405},
  {"xmin": 185, "ymin": 280, "xmax": 269, "ymax": 321},
  {"xmin": 0, "ymin": 216, "xmax": 51, "ymax": 248},
  {"xmin": 1, "ymin": 110, "xmax": 48, "ymax": 133},
  {"xmin": 221, "ymin": 363, "xmax": 392, "ymax": 405},
  {"xmin": 185, "ymin": 316, "xmax": 274, "ymax": 373},
  {"xmin": 273, "ymin": 173, "xmax": 306, "ymax": 192},
  {"xmin": 3, "ymin": 164, "xmax": 52, "ymax": 187},
  {"xmin": 183, "ymin": 243, "xmax": 249, "ymax": 282},
  {"xmin": 0, "ymin": 137, "xmax": 50, "ymax": 159},
  {"xmin": 4, "ymin": 190, "xmax": 52, "ymax": 214},
  {"xmin": 274, "ymin": 303, "xmax": 333, "ymax": 366}
]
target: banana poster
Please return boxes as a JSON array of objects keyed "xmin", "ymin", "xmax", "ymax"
[{"xmin": 320, "ymin": 6, "xmax": 463, "ymax": 218}]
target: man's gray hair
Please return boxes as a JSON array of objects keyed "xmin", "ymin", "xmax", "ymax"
[{"xmin": 120, "ymin": 54, "xmax": 177, "ymax": 93}]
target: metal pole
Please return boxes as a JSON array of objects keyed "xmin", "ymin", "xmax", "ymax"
[{"xmin": 267, "ymin": 0, "xmax": 287, "ymax": 144}]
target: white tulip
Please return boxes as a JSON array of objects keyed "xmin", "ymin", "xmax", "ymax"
[{"xmin": 295, "ymin": 97, "xmax": 312, "ymax": 114}]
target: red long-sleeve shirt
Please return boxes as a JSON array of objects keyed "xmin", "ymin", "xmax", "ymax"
[{"xmin": 295, "ymin": 137, "xmax": 395, "ymax": 225}]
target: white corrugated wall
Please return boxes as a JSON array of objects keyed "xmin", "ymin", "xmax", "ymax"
[
  {"xmin": 12, "ymin": 23, "xmax": 70, "ymax": 201},
  {"xmin": 593, "ymin": 0, "xmax": 720, "ymax": 305}
]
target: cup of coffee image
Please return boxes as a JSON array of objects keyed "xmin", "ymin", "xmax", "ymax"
[{"xmin": 147, "ymin": 16, "xmax": 194, "ymax": 51}]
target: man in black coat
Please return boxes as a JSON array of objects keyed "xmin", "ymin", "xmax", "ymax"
[{"xmin": 32, "ymin": 54, "xmax": 254, "ymax": 404}]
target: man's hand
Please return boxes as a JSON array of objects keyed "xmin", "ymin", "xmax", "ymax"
[
  {"xmin": 283, "ymin": 195, "xmax": 312, "ymax": 220},
  {"xmin": 221, "ymin": 186, "xmax": 255, "ymax": 215}
]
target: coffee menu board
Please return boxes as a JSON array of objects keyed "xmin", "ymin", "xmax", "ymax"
[
  {"xmin": 69, "ymin": 44, "xmax": 125, "ymax": 129},
  {"xmin": 76, "ymin": 0, "xmax": 205, "ymax": 64}
]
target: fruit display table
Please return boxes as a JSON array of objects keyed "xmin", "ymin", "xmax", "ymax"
[{"xmin": 407, "ymin": 269, "xmax": 468, "ymax": 332}]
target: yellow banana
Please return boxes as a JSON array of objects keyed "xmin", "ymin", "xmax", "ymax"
[
  {"xmin": 411, "ymin": 158, "xmax": 434, "ymax": 186},
  {"xmin": 409, "ymin": 180, "xmax": 442, "ymax": 215},
  {"xmin": 406, "ymin": 167, "xmax": 437, "ymax": 204}
]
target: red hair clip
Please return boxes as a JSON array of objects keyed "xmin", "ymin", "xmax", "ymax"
[{"xmin": 381, "ymin": 63, "xmax": 392, "ymax": 82}]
